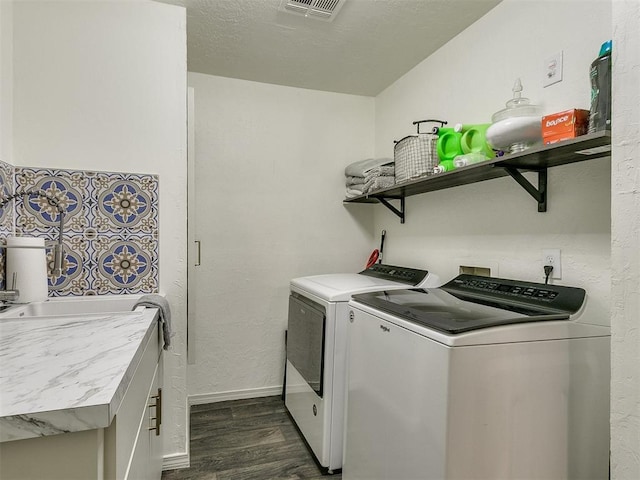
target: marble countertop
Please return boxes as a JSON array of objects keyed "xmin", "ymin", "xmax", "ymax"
[{"xmin": 0, "ymin": 309, "xmax": 158, "ymax": 442}]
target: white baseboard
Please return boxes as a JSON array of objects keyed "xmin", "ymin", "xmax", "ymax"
[
  {"xmin": 189, "ymin": 385, "xmax": 283, "ymax": 405},
  {"xmin": 163, "ymin": 452, "xmax": 190, "ymax": 471},
  {"xmin": 164, "ymin": 386, "xmax": 282, "ymax": 471}
]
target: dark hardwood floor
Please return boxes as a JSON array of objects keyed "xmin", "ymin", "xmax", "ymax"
[{"xmin": 162, "ymin": 396, "xmax": 340, "ymax": 480}]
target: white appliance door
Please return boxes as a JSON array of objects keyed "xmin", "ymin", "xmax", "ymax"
[
  {"xmin": 343, "ymin": 307, "xmax": 449, "ymax": 480},
  {"xmin": 285, "ymin": 293, "xmax": 332, "ymax": 467},
  {"xmin": 287, "ymin": 293, "xmax": 326, "ymax": 396}
]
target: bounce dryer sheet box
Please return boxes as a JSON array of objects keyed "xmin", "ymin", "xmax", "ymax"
[{"xmin": 542, "ymin": 109, "xmax": 590, "ymax": 145}]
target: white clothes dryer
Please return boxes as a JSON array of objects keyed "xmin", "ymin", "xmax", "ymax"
[{"xmin": 285, "ymin": 264, "xmax": 441, "ymax": 473}]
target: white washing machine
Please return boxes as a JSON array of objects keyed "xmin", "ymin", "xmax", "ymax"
[
  {"xmin": 344, "ymin": 274, "xmax": 611, "ymax": 480},
  {"xmin": 285, "ymin": 264, "xmax": 441, "ymax": 473}
]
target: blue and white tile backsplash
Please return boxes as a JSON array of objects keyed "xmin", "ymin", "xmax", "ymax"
[
  {"xmin": 0, "ymin": 161, "xmax": 15, "ymax": 291},
  {"xmin": 0, "ymin": 162, "xmax": 159, "ymax": 296}
]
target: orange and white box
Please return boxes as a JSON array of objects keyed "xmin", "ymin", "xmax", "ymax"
[{"xmin": 542, "ymin": 109, "xmax": 590, "ymax": 145}]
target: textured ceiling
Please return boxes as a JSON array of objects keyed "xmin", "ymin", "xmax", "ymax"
[{"xmin": 158, "ymin": 0, "xmax": 502, "ymax": 96}]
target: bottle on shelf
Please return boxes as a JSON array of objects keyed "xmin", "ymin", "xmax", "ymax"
[
  {"xmin": 453, "ymin": 153, "xmax": 489, "ymax": 168},
  {"xmin": 436, "ymin": 128, "xmax": 463, "ymax": 164},
  {"xmin": 588, "ymin": 40, "xmax": 612, "ymax": 133},
  {"xmin": 433, "ymin": 159, "xmax": 456, "ymax": 174}
]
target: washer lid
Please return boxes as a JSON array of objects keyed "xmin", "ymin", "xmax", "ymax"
[
  {"xmin": 350, "ymin": 274, "xmax": 588, "ymax": 335},
  {"xmin": 351, "ymin": 288, "xmax": 569, "ymax": 335},
  {"xmin": 291, "ymin": 264, "xmax": 439, "ymax": 302},
  {"xmin": 291, "ymin": 274, "xmax": 406, "ymax": 302}
]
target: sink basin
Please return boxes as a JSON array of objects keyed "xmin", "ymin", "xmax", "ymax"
[{"xmin": 0, "ymin": 295, "xmax": 144, "ymax": 319}]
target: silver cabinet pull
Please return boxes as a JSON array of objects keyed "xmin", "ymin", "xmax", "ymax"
[
  {"xmin": 148, "ymin": 388, "xmax": 162, "ymax": 436},
  {"xmin": 194, "ymin": 241, "xmax": 201, "ymax": 267}
]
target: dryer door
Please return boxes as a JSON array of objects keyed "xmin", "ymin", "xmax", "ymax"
[{"xmin": 287, "ymin": 293, "xmax": 326, "ymax": 397}]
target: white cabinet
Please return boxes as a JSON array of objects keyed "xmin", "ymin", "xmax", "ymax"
[
  {"xmin": 123, "ymin": 358, "xmax": 163, "ymax": 480},
  {"xmin": 0, "ymin": 321, "xmax": 163, "ymax": 480},
  {"xmin": 105, "ymin": 320, "xmax": 164, "ymax": 480}
]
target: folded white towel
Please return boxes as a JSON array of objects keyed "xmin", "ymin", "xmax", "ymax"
[
  {"xmin": 134, "ymin": 294, "xmax": 173, "ymax": 350},
  {"xmin": 345, "ymin": 158, "xmax": 393, "ymax": 178},
  {"xmin": 345, "ymin": 187, "xmax": 364, "ymax": 198},
  {"xmin": 363, "ymin": 163, "xmax": 394, "ymax": 177},
  {"xmin": 364, "ymin": 175, "xmax": 395, "ymax": 193},
  {"xmin": 364, "ymin": 165, "xmax": 395, "ymax": 180},
  {"xmin": 363, "ymin": 165, "xmax": 395, "ymax": 194},
  {"xmin": 346, "ymin": 175, "xmax": 365, "ymax": 186}
]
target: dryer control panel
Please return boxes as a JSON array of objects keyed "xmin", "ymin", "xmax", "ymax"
[{"xmin": 359, "ymin": 263, "xmax": 428, "ymax": 286}]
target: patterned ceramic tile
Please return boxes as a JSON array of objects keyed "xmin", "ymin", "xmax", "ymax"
[
  {"xmin": 92, "ymin": 235, "xmax": 159, "ymax": 295},
  {"xmin": 94, "ymin": 172, "xmax": 158, "ymax": 235},
  {"xmin": 15, "ymin": 168, "xmax": 87, "ymax": 236},
  {"xmin": 13, "ymin": 166, "xmax": 159, "ymax": 297},
  {"xmin": 0, "ymin": 161, "xmax": 13, "ymax": 231},
  {"xmin": 0, "ymin": 161, "xmax": 15, "ymax": 291}
]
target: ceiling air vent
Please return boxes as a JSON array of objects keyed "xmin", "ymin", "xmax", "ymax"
[{"xmin": 279, "ymin": 0, "xmax": 346, "ymax": 21}]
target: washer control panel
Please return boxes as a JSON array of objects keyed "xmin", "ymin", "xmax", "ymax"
[{"xmin": 443, "ymin": 274, "xmax": 586, "ymax": 313}]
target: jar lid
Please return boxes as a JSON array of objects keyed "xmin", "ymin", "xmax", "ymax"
[{"xmin": 491, "ymin": 78, "xmax": 541, "ymax": 123}]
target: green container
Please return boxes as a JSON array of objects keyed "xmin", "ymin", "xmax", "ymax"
[
  {"xmin": 460, "ymin": 124, "xmax": 494, "ymax": 158},
  {"xmin": 436, "ymin": 128, "xmax": 463, "ymax": 162}
]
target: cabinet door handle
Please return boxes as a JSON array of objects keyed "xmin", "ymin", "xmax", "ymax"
[
  {"xmin": 156, "ymin": 388, "xmax": 162, "ymax": 427},
  {"xmin": 148, "ymin": 388, "xmax": 162, "ymax": 436},
  {"xmin": 195, "ymin": 240, "xmax": 201, "ymax": 266}
]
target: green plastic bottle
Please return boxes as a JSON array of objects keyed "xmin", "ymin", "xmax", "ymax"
[
  {"xmin": 460, "ymin": 124, "xmax": 494, "ymax": 158},
  {"xmin": 436, "ymin": 128, "xmax": 463, "ymax": 164}
]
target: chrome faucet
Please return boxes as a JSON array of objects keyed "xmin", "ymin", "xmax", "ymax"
[
  {"xmin": 0, "ymin": 289, "xmax": 19, "ymax": 303},
  {"xmin": 0, "ymin": 272, "xmax": 19, "ymax": 304},
  {"xmin": 0, "ymin": 189, "xmax": 66, "ymax": 276}
]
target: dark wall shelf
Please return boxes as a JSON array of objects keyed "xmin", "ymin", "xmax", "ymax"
[{"xmin": 344, "ymin": 131, "xmax": 611, "ymax": 223}]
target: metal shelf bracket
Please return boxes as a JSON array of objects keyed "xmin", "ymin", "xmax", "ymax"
[
  {"xmin": 377, "ymin": 196, "xmax": 405, "ymax": 223},
  {"xmin": 503, "ymin": 166, "xmax": 548, "ymax": 212}
]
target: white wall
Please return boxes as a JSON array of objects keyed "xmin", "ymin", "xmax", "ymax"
[
  {"xmin": 187, "ymin": 72, "xmax": 374, "ymax": 399},
  {"xmin": 10, "ymin": 0, "xmax": 189, "ymax": 464},
  {"xmin": 373, "ymin": 0, "xmax": 611, "ymax": 328},
  {"xmin": 0, "ymin": 0, "xmax": 12, "ymax": 163},
  {"xmin": 611, "ymin": 1, "xmax": 640, "ymax": 477}
]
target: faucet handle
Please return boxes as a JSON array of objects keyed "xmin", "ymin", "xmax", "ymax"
[
  {"xmin": 0, "ymin": 289, "xmax": 20, "ymax": 303},
  {"xmin": 52, "ymin": 243, "xmax": 64, "ymax": 276}
]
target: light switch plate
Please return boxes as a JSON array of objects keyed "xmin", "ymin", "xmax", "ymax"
[{"xmin": 543, "ymin": 51, "xmax": 563, "ymax": 87}]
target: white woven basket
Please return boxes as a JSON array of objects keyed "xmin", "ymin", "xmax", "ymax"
[{"xmin": 394, "ymin": 120, "xmax": 446, "ymax": 184}]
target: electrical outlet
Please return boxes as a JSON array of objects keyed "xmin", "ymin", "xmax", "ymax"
[
  {"xmin": 543, "ymin": 51, "xmax": 563, "ymax": 87},
  {"xmin": 542, "ymin": 249, "xmax": 562, "ymax": 279}
]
